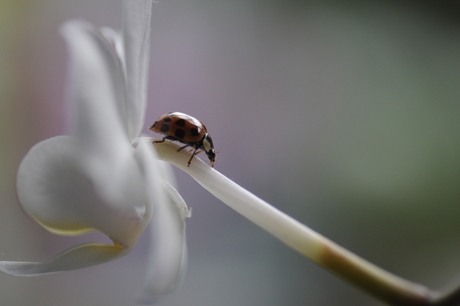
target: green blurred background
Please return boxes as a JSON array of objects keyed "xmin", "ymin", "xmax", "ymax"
[{"xmin": 1, "ymin": 0, "xmax": 460, "ymax": 305}]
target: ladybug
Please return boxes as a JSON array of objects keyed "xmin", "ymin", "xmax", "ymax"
[{"xmin": 149, "ymin": 112, "xmax": 216, "ymax": 167}]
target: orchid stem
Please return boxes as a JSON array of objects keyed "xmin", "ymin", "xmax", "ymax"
[{"xmin": 148, "ymin": 138, "xmax": 459, "ymax": 306}]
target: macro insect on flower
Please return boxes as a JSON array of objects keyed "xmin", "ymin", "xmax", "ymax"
[
  {"xmin": 150, "ymin": 112, "xmax": 217, "ymax": 167},
  {"xmin": 2, "ymin": 1, "xmax": 458, "ymax": 305}
]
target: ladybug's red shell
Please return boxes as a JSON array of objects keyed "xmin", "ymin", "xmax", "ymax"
[
  {"xmin": 149, "ymin": 112, "xmax": 207, "ymax": 143},
  {"xmin": 149, "ymin": 112, "xmax": 216, "ymax": 167}
]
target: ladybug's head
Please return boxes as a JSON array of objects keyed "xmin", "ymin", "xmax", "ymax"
[{"xmin": 202, "ymin": 133, "xmax": 216, "ymax": 167}]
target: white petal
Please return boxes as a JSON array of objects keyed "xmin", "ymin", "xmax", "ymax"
[
  {"xmin": 122, "ymin": 0, "xmax": 153, "ymax": 138},
  {"xmin": 99, "ymin": 26, "xmax": 131, "ymax": 130},
  {"xmin": 142, "ymin": 180, "xmax": 189, "ymax": 299},
  {"xmin": 60, "ymin": 20, "xmax": 132, "ymax": 171},
  {"xmin": 133, "ymin": 139, "xmax": 190, "ymax": 300},
  {"xmin": 100, "ymin": 27, "xmax": 125, "ymax": 71},
  {"xmin": 16, "ymin": 136, "xmax": 148, "ymax": 248},
  {"xmin": 61, "ymin": 20, "xmax": 150, "ymax": 211},
  {"xmin": 0, "ymin": 243, "xmax": 127, "ymax": 276}
]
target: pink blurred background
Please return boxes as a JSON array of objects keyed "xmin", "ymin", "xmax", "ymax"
[{"xmin": 1, "ymin": 1, "xmax": 460, "ymax": 305}]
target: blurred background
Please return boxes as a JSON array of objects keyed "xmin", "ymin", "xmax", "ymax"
[{"xmin": 1, "ymin": 0, "xmax": 460, "ymax": 305}]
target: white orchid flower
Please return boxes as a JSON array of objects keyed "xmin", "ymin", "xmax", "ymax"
[
  {"xmin": 0, "ymin": 0, "xmax": 188, "ymax": 301},
  {"xmin": 4, "ymin": 1, "xmax": 460, "ymax": 305}
]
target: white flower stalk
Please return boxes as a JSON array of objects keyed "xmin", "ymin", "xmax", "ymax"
[
  {"xmin": 149, "ymin": 139, "xmax": 460, "ymax": 306},
  {"xmin": 0, "ymin": 0, "xmax": 188, "ymax": 301}
]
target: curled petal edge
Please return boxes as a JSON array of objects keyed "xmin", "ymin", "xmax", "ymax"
[
  {"xmin": 132, "ymin": 138, "xmax": 190, "ymax": 300},
  {"xmin": 0, "ymin": 243, "xmax": 128, "ymax": 276},
  {"xmin": 140, "ymin": 180, "xmax": 190, "ymax": 302}
]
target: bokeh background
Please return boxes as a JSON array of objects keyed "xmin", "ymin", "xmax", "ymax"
[{"xmin": 1, "ymin": 0, "xmax": 460, "ymax": 305}]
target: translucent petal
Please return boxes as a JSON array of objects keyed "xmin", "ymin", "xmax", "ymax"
[
  {"xmin": 99, "ymin": 26, "xmax": 130, "ymax": 131},
  {"xmin": 141, "ymin": 180, "xmax": 189, "ymax": 300},
  {"xmin": 133, "ymin": 138, "xmax": 190, "ymax": 300},
  {"xmin": 16, "ymin": 136, "xmax": 148, "ymax": 248},
  {"xmin": 100, "ymin": 27, "xmax": 125, "ymax": 74},
  {"xmin": 60, "ymin": 20, "xmax": 132, "ymax": 176},
  {"xmin": 122, "ymin": 0, "xmax": 153, "ymax": 138},
  {"xmin": 0, "ymin": 243, "xmax": 127, "ymax": 276},
  {"xmin": 61, "ymin": 20, "xmax": 151, "ymax": 213}
]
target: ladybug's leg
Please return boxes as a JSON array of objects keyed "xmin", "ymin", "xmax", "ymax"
[
  {"xmin": 154, "ymin": 136, "xmax": 178, "ymax": 144},
  {"xmin": 187, "ymin": 147, "xmax": 200, "ymax": 167},
  {"xmin": 177, "ymin": 144, "xmax": 189, "ymax": 152},
  {"xmin": 153, "ymin": 136, "xmax": 167, "ymax": 144}
]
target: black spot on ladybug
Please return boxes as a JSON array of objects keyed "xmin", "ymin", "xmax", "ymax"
[
  {"xmin": 163, "ymin": 117, "xmax": 172, "ymax": 122},
  {"xmin": 175, "ymin": 119, "xmax": 186, "ymax": 127},
  {"xmin": 175, "ymin": 129, "xmax": 186, "ymax": 139},
  {"xmin": 160, "ymin": 123, "xmax": 170, "ymax": 133},
  {"xmin": 190, "ymin": 128, "xmax": 199, "ymax": 137}
]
